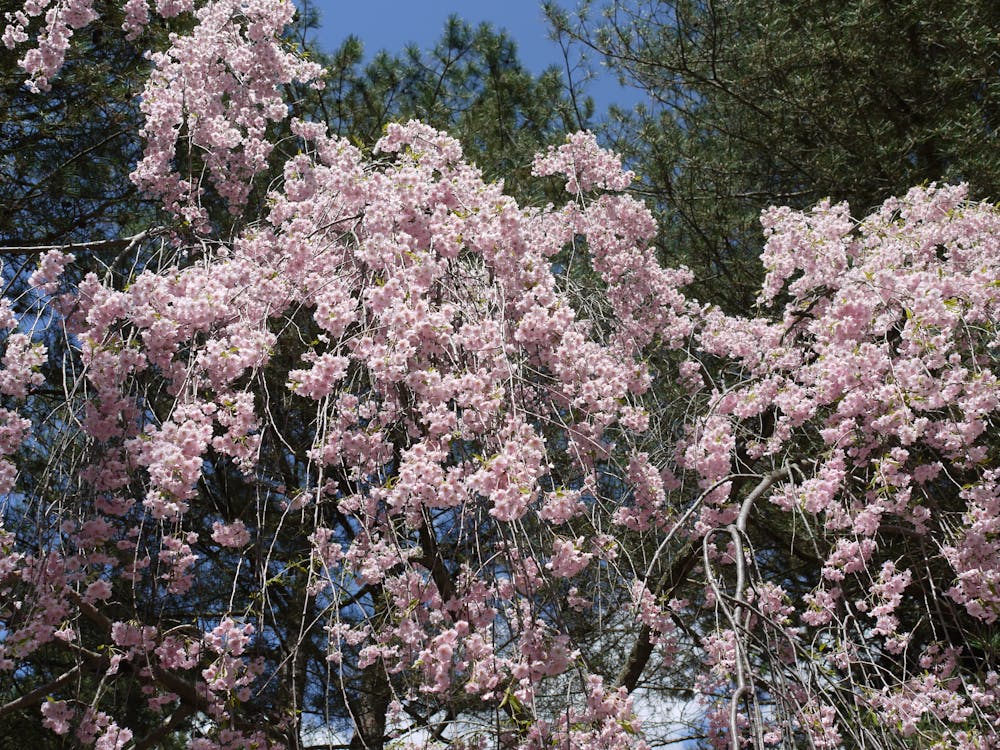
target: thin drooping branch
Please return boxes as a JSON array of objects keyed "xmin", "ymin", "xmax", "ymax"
[
  {"xmin": 703, "ymin": 464, "xmax": 795, "ymax": 750},
  {"xmin": 616, "ymin": 463, "xmax": 794, "ymax": 696}
]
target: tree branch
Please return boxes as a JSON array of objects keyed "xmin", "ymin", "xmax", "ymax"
[
  {"xmin": 0, "ymin": 229, "xmax": 161, "ymax": 256},
  {"xmin": 615, "ymin": 543, "xmax": 699, "ymax": 692},
  {"xmin": 0, "ymin": 665, "xmax": 82, "ymax": 716}
]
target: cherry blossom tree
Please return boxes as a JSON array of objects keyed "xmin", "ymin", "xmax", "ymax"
[{"xmin": 1, "ymin": 2, "xmax": 998, "ymax": 750}]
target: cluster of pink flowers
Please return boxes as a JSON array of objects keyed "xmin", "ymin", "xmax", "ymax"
[
  {"xmin": 0, "ymin": 303, "xmax": 40, "ymax": 493},
  {"xmin": 28, "ymin": 248, "xmax": 74, "ymax": 294},
  {"xmin": 2, "ymin": 0, "xmax": 97, "ymax": 91},
  {"xmin": 5, "ymin": 0, "xmax": 322, "ymax": 226},
  {"xmin": 132, "ymin": 0, "xmax": 324, "ymax": 228},
  {"xmin": 532, "ymin": 130, "xmax": 635, "ymax": 193},
  {"xmin": 681, "ymin": 183, "xmax": 1000, "ymax": 747}
]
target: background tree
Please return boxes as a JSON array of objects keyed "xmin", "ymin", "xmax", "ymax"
[
  {"xmin": 547, "ymin": 0, "xmax": 1000, "ymax": 311},
  {"xmin": 310, "ymin": 15, "xmax": 588, "ymax": 202},
  {"xmin": 0, "ymin": 2, "xmax": 155, "ymax": 252}
]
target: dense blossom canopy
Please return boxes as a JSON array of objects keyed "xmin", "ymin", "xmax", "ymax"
[{"xmin": 1, "ymin": 2, "xmax": 998, "ymax": 749}]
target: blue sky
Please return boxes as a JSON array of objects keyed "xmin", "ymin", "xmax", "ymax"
[{"xmin": 306, "ymin": 0, "xmax": 642, "ymax": 114}]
